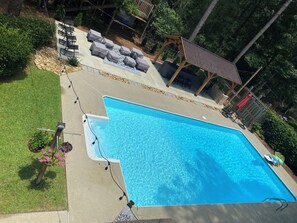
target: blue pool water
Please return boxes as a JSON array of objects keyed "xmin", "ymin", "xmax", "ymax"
[{"xmin": 86, "ymin": 96, "xmax": 296, "ymax": 206}]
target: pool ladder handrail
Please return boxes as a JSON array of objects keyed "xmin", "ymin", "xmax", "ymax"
[{"xmin": 263, "ymin": 197, "xmax": 288, "ymax": 211}]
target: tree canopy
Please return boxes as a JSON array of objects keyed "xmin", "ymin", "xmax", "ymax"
[{"xmin": 147, "ymin": 0, "xmax": 297, "ymax": 114}]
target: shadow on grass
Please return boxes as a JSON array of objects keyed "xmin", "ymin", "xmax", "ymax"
[
  {"xmin": 0, "ymin": 70, "xmax": 27, "ymax": 83},
  {"xmin": 18, "ymin": 157, "xmax": 57, "ymax": 191}
]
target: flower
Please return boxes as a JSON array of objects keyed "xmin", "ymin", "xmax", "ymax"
[{"xmin": 37, "ymin": 146, "xmax": 67, "ymax": 167}]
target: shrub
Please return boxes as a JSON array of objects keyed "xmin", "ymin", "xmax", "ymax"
[
  {"xmin": 161, "ymin": 50, "xmax": 169, "ymax": 61},
  {"xmin": 252, "ymin": 122, "xmax": 264, "ymax": 139},
  {"xmin": 150, "ymin": 43, "xmax": 159, "ymax": 54},
  {"xmin": 262, "ymin": 112, "xmax": 297, "ymax": 173},
  {"xmin": 68, "ymin": 56, "xmax": 79, "ymax": 67},
  {"xmin": 141, "ymin": 38, "xmax": 148, "ymax": 47},
  {"xmin": 74, "ymin": 12, "xmax": 83, "ymax": 27},
  {"xmin": 28, "ymin": 131, "xmax": 52, "ymax": 153},
  {"xmin": 54, "ymin": 5, "xmax": 65, "ymax": 21},
  {"xmin": 0, "ymin": 24, "xmax": 32, "ymax": 78},
  {"xmin": 172, "ymin": 56, "xmax": 180, "ymax": 65},
  {"xmin": 0, "ymin": 15, "xmax": 55, "ymax": 49},
  {"xmin": 287, "ymin": 116, "xmax": 297, "ymax": 131}
]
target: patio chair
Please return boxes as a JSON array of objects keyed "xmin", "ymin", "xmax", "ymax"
[
  {"xmin": 123, "ymin": 56, "xmax": 136, "ymax": 68},
  {"xmin": 131, "ymin": 47, "xmax": 144, "ymax": 59},
  {"xmin": 104, "ymin": 38, "xmax": 114, "ymax": 49},
  {"xmin": 119, "ymin": 46, "xmax": 131, "ymax": 56},
  {"xmin": 64, "ymin": 26, "xmax": 74, "ymax": 33},
  {"xmin": 136, "ymin": 58, "xmax": 149, "ymax": 73},
  {"xmin": 58, "ymin": 29, "xmax": 67, "ymax": 37},
  {"xmin": 90, "ymin": 42, "xmax": 109, "ymax": 59},
  {"xmin": 107, "ymin": 51, "xmax": 120, "ymax": 63},
  {"xmin": 58, "ymin": 38, "xmax": 68, "ymax": 46},
  {"xmin": 60, "ymin": 48, "xmax": 75, "ymax": 57},
  {"xmin": 87, "ymin": 29, "xmax": 102, "ymax": 42},
  {"xmin": 63, "ymin": 19, "xmax": 74, "ymax": 26}
]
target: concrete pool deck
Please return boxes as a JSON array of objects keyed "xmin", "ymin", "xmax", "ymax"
[{"xmin": 61, "ymin": 68, "xmax": 297, "ymax": 223}]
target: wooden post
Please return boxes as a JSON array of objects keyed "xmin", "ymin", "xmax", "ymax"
[
  {"xmin": 152, "ymin": 41, "xmax": 174, "ymax": 63},
  {"xmin": 105, "ymin": 8, "xmax": 117, "ymax": 35},
  {"xmin": 226, "ymin": 82, "xmax": 237, "ymax": 96},
  {"xmin": 194, "ymin": 72, "xmax": 216, "ymax": 96},
  {"xmin": 167, "ymin": 60, "xmax": 187, "ymax": 87},
  {"xmin": 36, "ymin": 122, "xmax": 65, "ymax": 184}
]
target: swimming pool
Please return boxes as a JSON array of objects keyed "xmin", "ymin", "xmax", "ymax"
[{"xmin": 83, "ymin": 96, "xmax": 296, "ymax": 206}]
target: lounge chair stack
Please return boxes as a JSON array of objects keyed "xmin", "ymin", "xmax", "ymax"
[
  {"xmin": 58, "ymin": 19, "xmax": 79, "ymax": 57},
  {"xmin": 88, "ymin": 29, "xmax": 150, "ymax": 73}
]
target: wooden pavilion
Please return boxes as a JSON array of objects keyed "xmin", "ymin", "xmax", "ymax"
[{"xmin": 153, "ymin": 36, "xmax": 242, "ymax": 96}]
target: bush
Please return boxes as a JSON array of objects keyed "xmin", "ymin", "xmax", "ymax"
[
  {"xmin": 287, "ymin": 116, "xmax": 297, "ymax": 131},
  {"xmin": 0, "ymin": 24, "xmax": 32, "ymax": 78},
  {"xmin": 0, "ymin": 15, "xmax": 55, "ymax": 49},
  {"xmin": 54, "ymin": 5, "xmax": 65, "ymax": 21},
  {"xmin": 252, "ymin": 122, "xmax": 264, "ymax": 139},
  {"xmin": 68, "ymin": 56, "xmax": 79, "ymax": 67},
  {"xmin": 28, "ymin": 131, "xmax": 52, "ymax": 153},
  {"xmin": 262, "ymin": 112, "xmax": 297, "ymax": 173},
  {"xmin": 161, "ymin": 50, "xmax": 169, "ymax": 61},
  {"xmin": 74, "ymin": 13, "xmax": 83, "ymax": 27}
]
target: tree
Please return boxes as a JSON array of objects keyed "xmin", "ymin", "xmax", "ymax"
[
  {"xmin": 6, "ymin": 0, "xmax": 23, "ymax": 16},
  {"xmin": 188, "ymin": 0, "xmax": 219, "ymax": 42},
  {"xmin": 233, "ymin": 0, "xmax": 294, "ymax": 63},
  {"xmin": 150, "ymin": 0, "xmax": 182, "ymax": 39}
]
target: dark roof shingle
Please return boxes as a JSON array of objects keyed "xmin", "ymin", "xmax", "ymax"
[{"xmin": 181, "ymin": 38, "xmax": 242, "ymax": 85}]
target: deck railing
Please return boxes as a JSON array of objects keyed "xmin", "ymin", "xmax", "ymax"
[{"xmin": 135, "ymin": 0, "xmax": 154, "ymax": 19}]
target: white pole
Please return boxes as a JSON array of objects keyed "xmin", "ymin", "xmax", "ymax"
[{"xmin": 231, "ymin": 66, "xmax": 262, "ymax": 101}]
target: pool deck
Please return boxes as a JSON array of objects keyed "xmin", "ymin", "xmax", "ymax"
[
  {"xmin": 61, "ymin": 69, "xmax": 297, "ymax": 223},
  {"xmin": 57, "ymin": 22, "xmax": 223, "ymax": 110}
]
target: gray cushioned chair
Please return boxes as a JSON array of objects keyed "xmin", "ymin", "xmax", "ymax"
[
  {"xmin": 90, "ymin": 42, "xmax": 109, "ymax": 59},
  {"xmin": 136, "ymin": 58, "xmax": 149, "ymax": 73},
  {"xmin": 124, "ymin": 56, "xmax": 136, "ymax": 68}
]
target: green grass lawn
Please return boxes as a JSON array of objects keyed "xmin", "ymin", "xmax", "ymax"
[{"xmin": 0, "ymin": 65, "xmax": 67, "ymax": 213}]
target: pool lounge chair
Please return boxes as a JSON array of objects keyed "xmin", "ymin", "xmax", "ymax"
[{"xmin": 264, "ymin": 154, "xmax": 283, "ymax": 166}]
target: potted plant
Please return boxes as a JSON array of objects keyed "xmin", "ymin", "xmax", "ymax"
[{"xmin": 27, "ymin": 131, "xmax": 52, "ymax": 153}]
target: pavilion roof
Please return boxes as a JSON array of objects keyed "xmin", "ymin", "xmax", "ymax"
[{"xmin": 180, "ymin": 37, "xmax": 242, "ymax": 85}]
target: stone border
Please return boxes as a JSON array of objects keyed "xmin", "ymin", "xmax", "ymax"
[{"xmin": 95, "ymin": 68, "xmax": 220, "ymax": 110}]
